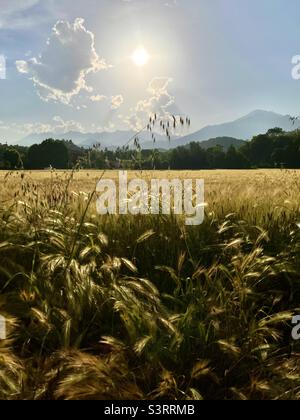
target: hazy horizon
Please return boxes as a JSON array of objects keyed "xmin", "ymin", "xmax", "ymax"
[{"xmin": 1, "ymin": 0, "xmax": 300, "ymax": 144}]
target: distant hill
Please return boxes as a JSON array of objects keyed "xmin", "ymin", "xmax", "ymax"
[
  {"xmin": 173, "ymin": 110, "xmax": 300, "ymax": 146},
  {"xmin": 196, "ymin": 137, "xmax": 246, "ymax": 151},
  {"xmin": 16, "ymin": 110, "xmax": 300, "ymax": 150},
  {"xmin": 125, "ymin": 110, "xmax": 300, "ymax": 149},
  {"xmin": 19, "ymin": 131, "xmax": 113, "ymax": 148},
  {"xmin": 152, "ymin": 137, "xmax": 245, "ymax": 151},
  {"xmin": 18, "ymin": 130, "xmax": 173, "ymax": 149}
]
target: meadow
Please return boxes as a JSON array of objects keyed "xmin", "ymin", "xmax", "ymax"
[{"xmin": 0, "ymin": 169, "xmax": 299, "ymax": 400}]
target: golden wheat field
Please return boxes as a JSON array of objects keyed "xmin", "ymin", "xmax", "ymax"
[
  {"xmin": 2, "ymin": 168, "xmax": 300, "ymax": 216},
  {"xmin": 0, "ymin": 169, "xmax": 299, "ymax": 400}
]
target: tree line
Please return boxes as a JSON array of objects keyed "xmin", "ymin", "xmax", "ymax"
[{"xmin": 1, "ymin": 127, "xmax": 300, "ymax": 170}]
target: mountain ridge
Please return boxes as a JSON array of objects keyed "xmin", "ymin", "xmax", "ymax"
[
  {"xmin": 16, "ymin": 110, "xmax": 299, "ymax": 149},
  {"xmin": 173, "ymin": 110, "xmax": 299, "ymax": 147}
]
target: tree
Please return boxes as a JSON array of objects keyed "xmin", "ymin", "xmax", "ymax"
[
  {"xmin": 3, "ymin": 148, "xmax": 22, "ymax": 169},
  {"xmin": 206, "ymin": 146, "xmax": 226, "ymax": 168},
  {"xmin": 226, "ymin": 146, "xmax": 250, "ymax": 169},
  {"xmin": 27, "ymin": 139, "xmax": 69, "ymax": 169},
  {"xmin": 267, "ymin": 127, "xmax": 284, "ymax": 136},
  {"xmin": 246, "ymin": 134, "xmax": 274, "ymax": 167}
]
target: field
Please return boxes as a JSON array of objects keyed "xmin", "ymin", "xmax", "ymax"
[{"xmin": 0, "ymin": 169, "xmax": 300, "ymax": 400}]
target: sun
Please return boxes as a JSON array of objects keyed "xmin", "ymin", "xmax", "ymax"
[{"xmin": 132, "ymin": 47, "xmax": 150, "ymax": 66}]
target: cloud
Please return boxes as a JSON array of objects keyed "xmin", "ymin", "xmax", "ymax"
[
  {"xmin": 16, "ymin": 18, "xmax": 110, "ymax": 104},
  {"xmin": 164, "ymin": 0, "xmax": 178, "ymax": 8},
  {"xmin": 124, "ymin": 77, "xmax": 175, "ymax": 130},
  {"xmin": 137, "ymin": 77, "xmax": 175, "ymax": 113},
  {"xmin": 0, "ymin": 120, "xmax": 10, "ymax": 130},
  {"xmin": 1, "ymin": 0, "xmax": 39, "ymax": 15},
  {"xmin": 19, "ymin": 116, "xmax": 85, "ymax": 135},
  {"xmin": 0, "ymin": 116, "xmax": 89, "ymax": 139},
  {"xmin": 121, "ymin": 0, "xmax": 178, "ymax": 6},
  {"xmin": 3, "ymin": 116, "xmax": 119, "ymax": 142},
  {"xmin": 51, "ymin": 116, "xmax": 85, "ymax": 133},
  {"xmin": 0, "ymin": 0, "xmax": 42, "ymax": 29},
  {"xmin": 147, "ymin": 77, "xmax": 173, "ymax": 95},
  {"xmin": 111, "ymin": 95, "xmax": 124, "ymax": 110},
  {"xmin": 90, "ymin": 94, "xmax": 107, "ymax": 102}
]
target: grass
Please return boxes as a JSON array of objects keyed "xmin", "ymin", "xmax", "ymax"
[{"xmin": 0, "ymin": 168, "xmax": 299, "ymax": 400}]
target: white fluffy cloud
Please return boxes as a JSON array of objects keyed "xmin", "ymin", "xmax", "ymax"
[
  {"xmin": 137, "ymin": 77, "xmax": 175, "ymax": 113},
  {"xmin": 90, "ymin": 94, "xmax": 107, "ymax": 102},
  {"xmin": 147, "ymin": 77, "xmax": 172, "ymax": 95},
  {"xmin": 18, "ymin": 116, "xmax": 85, "ymax": 135},
  {"xmin": 0, "ymin": 116, "xmax": 118, "ymax": 142},
  {"xmin": 16, "ymin": 18, "xmax": 109, "ymax": 104},
  {"xmin": 111, "ymin": 95, "xmax": 124, "ymax": 110},
  {"xmin": 124, "ymin": 77, "xmax": 175, "ymax": 130}
]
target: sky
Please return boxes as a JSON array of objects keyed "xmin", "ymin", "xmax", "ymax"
[{"xmin": 1, "ymin": 0, "xmax": 300, "ymax": 144}]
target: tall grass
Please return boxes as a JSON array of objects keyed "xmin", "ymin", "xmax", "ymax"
[{"xmin": 0, "ymin": 169, "xmax": 299, "ymax": 400}]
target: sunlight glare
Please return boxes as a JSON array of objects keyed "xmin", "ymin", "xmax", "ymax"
[{"xmin": 132, "ymin": 47, "xmax": 150, "ymax": 66}]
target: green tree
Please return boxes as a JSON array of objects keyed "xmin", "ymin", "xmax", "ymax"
[
  {"xmin": 3, "ymin": 147, "xmax": 22, "ymax": 169},
  {"xmin": 27, "ymin": 139, "xmax": 69, "ymax": 169},
  {"xmin": 226, "ymin": 145, "xmax": 250, "ymax": 169}
]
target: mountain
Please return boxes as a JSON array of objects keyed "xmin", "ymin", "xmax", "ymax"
[
  {"xmin": 172, "ymin": 110, "xmax": 300, "ymax": 146},
  {"xmin": 18, "ymin": 131, "xmax": 100, "ymax": 147},
  {"xmin": 18, "ymin": 130, "xmax": 173, "ymax": 149},
  {"xmin": 17, "ymin": 110, "xmax": 300, "ymax": 149},
  {"xmin": 195, "ymin": 137, "xmax": 246, "ymax": 151}
]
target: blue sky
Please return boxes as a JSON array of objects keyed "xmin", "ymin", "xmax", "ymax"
[{"xmin": 1, "ymin": 0, "xmax": 300, "ymax": 143}]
